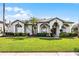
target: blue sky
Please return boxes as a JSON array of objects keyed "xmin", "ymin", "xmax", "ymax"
[{"xmin": 0, "ymin": 3, "xmax": 79, "ymax": 22}]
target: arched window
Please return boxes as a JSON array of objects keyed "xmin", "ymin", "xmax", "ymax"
[
  {"xmin": 40, "ymin": 24, "xmax": 49, "ymax": 33},
  {"xmin": 62, "ymin": 25, "xmax": 66, "ymax": 29},
  {"xmin": 64, "ymin": 23, "xmax": 69, "ymax": 27},
  {"xmin": 15, "ymin": 24, "xmax": 22, "ymax": 27},
  {"xmin": 15, "ymin": 23, "xmax": 22, "ymax": 33},
  {"xmin": 61, "ymin": 25, "xmax": 66, "ymax": 32},
  {"xmin": 41, "ymin": 25, "xmax": 47, "ymax": 33}
]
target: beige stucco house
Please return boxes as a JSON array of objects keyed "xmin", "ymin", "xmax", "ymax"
[{"xmin": 0, "ymin": 17, "xmax": 74, "ymax": 37}]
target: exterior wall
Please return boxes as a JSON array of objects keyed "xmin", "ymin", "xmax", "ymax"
[
  {"xmin": 11, "ymin": 21, "xmax": 24, "ymax": 33},
  {"xmin": 26, "ymin": 25, "xmax": 32, "ymax": 35},
  {"xmin": 0, "ymin": 23, "xmax": 9, "ymax": 33},
  {"xmin": 0, "ymin": 23, "xmax": 3, "ymax": 33},
  {"xmin": 49, "ymin": 19, "xmax": 63, "ymax": 29},
  {"xmin": 37, "ymin": 23, "xmax": 42, "ymax": 33},
  {"xmin": 64, "ymin": 24, "xmax": 73, "ymax": 33}
]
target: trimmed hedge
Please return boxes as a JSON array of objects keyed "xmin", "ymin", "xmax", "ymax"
[
  {"xmin": 5, "ymin": 32, "xmax": 14, "ymax": 36},
  {"xmin": 68, "ymin": 33, "xmax": 77, "ymax": 37},
  {"xmin": 14, "ymin": 33, "xmax": 26, "ymax": 36},
  {"xmin": 37, "ymin": 33, "xmax": 49, "ymax": 37},
  {"xmin": 60, "ymin": 32, "xmax": 77, "ymax": 37},
  {"xmin": 5, "ymin": 32, "xmax": 27, "ymax": 36}
]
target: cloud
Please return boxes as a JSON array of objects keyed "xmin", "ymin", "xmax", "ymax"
[
  {"xmin": 13, "ymin": 7, "xmax": 23, "ymax": 12},
  {"xmin": 5, "ymin": 7, "xmax": 12, "ymax": 11},
  {"xmin": 5, "ymin": 7, "xmax": 32, "ymax": 21},
  {"xmin": 5, "ymin": 7, "xmax": 23, "ymax": 12}
]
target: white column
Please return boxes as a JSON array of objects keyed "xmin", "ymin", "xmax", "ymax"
[
  {"xmin": 37, "ymin": 23, "xmax": 41, "ymax": 33},
  {"xmin": 56, "ymin": 25, "xmax": 62, "ymax": 37},
  {"xmin": 50, "ymin": 25, "xmax": 52, "ymax": 29},
  {"xmin": 56, "ymin": 27, "xmax": 59, "ymax": 37}
]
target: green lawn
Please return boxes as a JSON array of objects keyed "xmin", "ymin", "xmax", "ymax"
[{"xmin": 0, "ymin": 37, "xmax": 79, "ymax": 52}]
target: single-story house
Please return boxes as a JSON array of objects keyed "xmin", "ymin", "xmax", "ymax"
[{"xmin": 0, "ymin": 17, "xmax": 74, "ymax": 37}]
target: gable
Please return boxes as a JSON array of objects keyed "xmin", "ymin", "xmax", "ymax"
[
  {"xmin": 48, "ymin": 17, "xmax": 64, "ymax": 23},
  {"xmin": 11, "ymin": 20, "xmax": 25, "ymax": 28},
  {"xmin": 49, "ymin": 17, "xmax": 64, "ymax": 27},
  {"xmin": 11, "ymin": 20, "xmax": 24, "ymax": 25}
]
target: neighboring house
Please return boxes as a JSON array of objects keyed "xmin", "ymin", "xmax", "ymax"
[{"xmin": 0, "ymin": 17, "xmax": 74, "ymax": 37}]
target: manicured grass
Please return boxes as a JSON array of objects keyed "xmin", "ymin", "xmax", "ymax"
[{"xmin": 0, "ymin": 37, "xmax": 79, "ymax": 52}]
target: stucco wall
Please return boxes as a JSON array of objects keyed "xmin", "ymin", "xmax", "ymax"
[
  {"xmin": 11, "ymin": 21, "xmax": 24, "ymax": 33},
  {"xmin": 0, "ymin": 23, "xmax": 8, "ymax": 33},
  {"xmin": 49, "ymin": 19, "xmax": 63, "ymax": 29},
  {"xmin": 0, "ymin": 23, "xmax": 3, "ymax": 33},
  {"xmin": 65, "ymin": 24, "xmax": 73, "ymax": 33},
  {"xmin": 26, "ymin": 25, "xmax": 32, "ymax": 35}
]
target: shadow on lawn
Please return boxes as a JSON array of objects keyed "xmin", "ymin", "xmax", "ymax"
[
  {"xmin": 63, "ymin": 37, "xmax": 75, "ymax": 39},
  {"xmin": 39, "ymin": 37, "xmax": 61, "ymax": 40},
  {"xmin": 5, "ymin": 37, "xmax": 25, "ymax": 40},
  {"xmin": 39, "ymin": 37, "xmax": 75, "ymax": 40}
]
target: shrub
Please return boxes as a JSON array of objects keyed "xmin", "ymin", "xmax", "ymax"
[
  {"xmin": 37, "ymin": 33, "xmax": 49, "ymax": 37},
  {"xmin": 60, "ymin": 32, "xmax": 77, "ymax": 37},
  {"xmin": 5, "ymin": 32, "xmax": 14, "ymax": 36},
  {"xmin": 5, "ymin": 32, "xmax": 27, "ymax": 36},
  {"xmin": 50, "ymin": 33, "xmax": 54, "ymax": 37},
  {"xmin": 60, "ymin": 32, "xmax": 68, "ymax": 37},
  {"xmin": 68, "ymin": 32, "xmax": 77, "ymax": 37},
  {"xmin": 14, "ymin": 33, "xmax": 27, "ymax": 36}
]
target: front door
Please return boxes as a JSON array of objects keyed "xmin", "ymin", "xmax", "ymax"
[
  {"xmin": 51, "ymin": 28, "xmax": 56, "ymax": 37},
  {"xmin": 53, "ymin": 28, "xmax": 56, "ymax": 35}
]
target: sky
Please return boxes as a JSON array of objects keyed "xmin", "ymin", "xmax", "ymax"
[{"xmin": 0, "ymin": 3, "xmax": 79, "ymax": 23}]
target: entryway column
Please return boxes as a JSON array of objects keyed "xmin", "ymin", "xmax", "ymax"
[
  {"xmin": 56, "ymin": 27, "xmax": 60, "ymax": 37},
  {"xmin": 37, "ymin": 23, "xmax": 41, "ymax": 33}
]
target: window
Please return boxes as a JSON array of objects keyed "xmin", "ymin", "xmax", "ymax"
[
  {"xmin": 15, "ymin": 24, "xmax": 22, "ymax": 27},
  {"xmin": 15, "ymin": 24, "xmax": 22, "ymax": 33},
  {"xmin": 61, "ymin": 25, "xmax": 66, "ymax": 32}
]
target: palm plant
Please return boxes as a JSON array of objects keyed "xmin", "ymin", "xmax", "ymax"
[{"xmin": 30, "ymin": 17, "xmax": 38, "ymax": 35}]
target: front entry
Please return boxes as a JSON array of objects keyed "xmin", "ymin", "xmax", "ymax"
[
  {"xmin": 51, "ymin": 28, "xmax": 57, "ymax": 37},
  {"xmin": 51, "ymin": 21, "xmax": 59, "ymax": 37}
]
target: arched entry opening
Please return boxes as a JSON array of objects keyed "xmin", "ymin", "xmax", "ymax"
[
  {"xmin": 60, "ymin": 23, "xmax": 69, "ymax": 33},
  {"xmin": 51, "ymin": 22, "xmax": 59, "ymax": 37},
  {"xmin": 40, "ymin": 23, "xmax": 50, "ymax": 36},
  {"xmin": 15, "ymin": 23, "xmax": 22, "ymax": 33}
]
